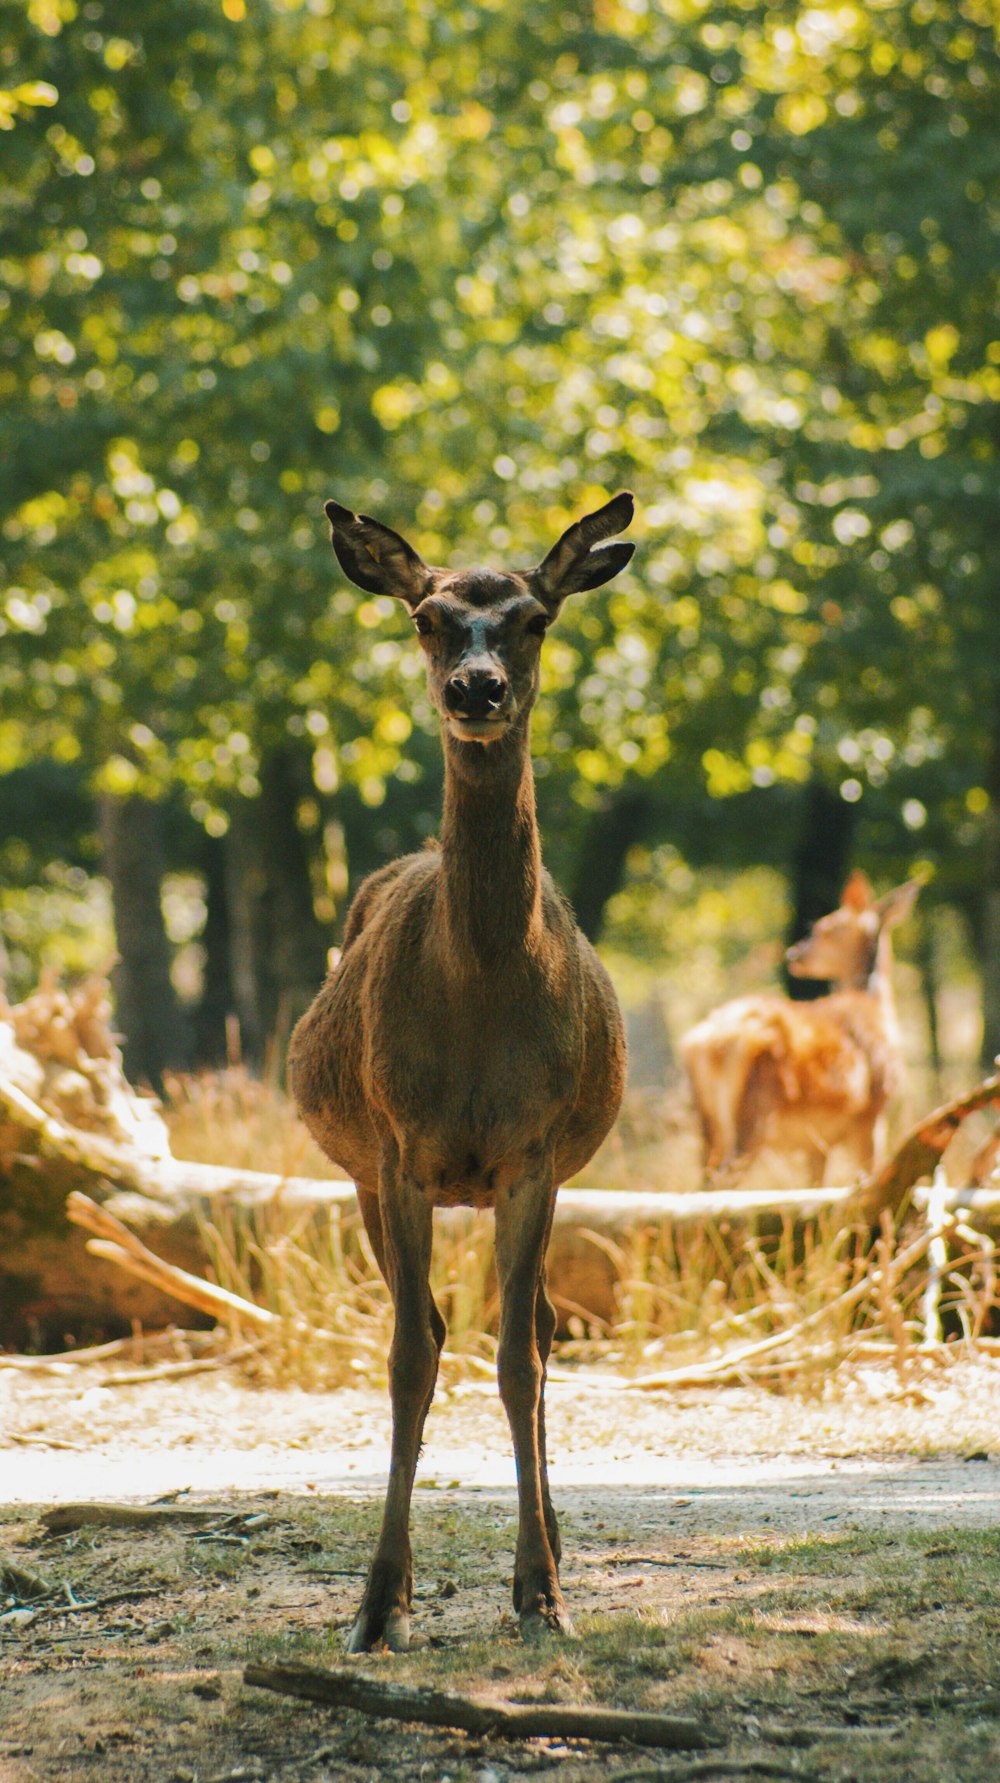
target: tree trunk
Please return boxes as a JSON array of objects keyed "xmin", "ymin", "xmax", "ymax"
[
  {"xmin": 224, "ymin": 797, "xmax": 271, "ymax": 1066},
  {"xmin": 191, "ymin": 834, "xmax": 235, "ymax": 1067},
  {"xmin": 979, "ymin": 706, "xmax": 1000, "ymax": 1068},
  {"xmin": 914, "ymin": 905, "xmax": 943, "ymax": 1096},
  {"xmin": 568, "ymin": 781, "xmax": 652, "ymax": 942},
  {"xmin": 225, "ymin": 750, "xmax": 332, "ymax": 1069},
  {"xmin": 784, "ymin": 777, "xmax": 857, "ymax": 1000},
  {"xmin": 258, "ymin": 748, "xmax": 332, "ymax": 1060},
  {"xmin": 98, "ymin": 794, "xmax": 189, "ymax": 1088}
]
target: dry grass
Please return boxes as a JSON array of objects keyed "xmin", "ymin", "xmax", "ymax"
[
  {"xmin": 558, "ymin": 1203, "xmax": 1000, "ymax": 1394},
  {"xmin": 162, "ymin": 1067, "xmax": 341, "ymax": 1180},
  {"xmin": 581, "ymin": 1082, "xmax": 706, "ymax": 1195},
  {"xmin": 161, "ymin": 1070, "xmax": 999, "ymax": 1394},
  {"xmin": 195, "ymin": 1196, "xmax": 500, "ymax": 1391}
]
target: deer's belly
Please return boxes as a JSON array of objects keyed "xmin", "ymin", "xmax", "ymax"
[
  {"xmin": 372, "ymin": 1045, "xmax": 579, "ymax": 1204},
  {"xmin": 405, "ymin": 1134, "xmax": 555, "ymax": 1208}
]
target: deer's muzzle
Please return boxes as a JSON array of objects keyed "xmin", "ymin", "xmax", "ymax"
[{"xmin": 444, "ymin": 669, "xmax": 509, "ymax": 722}]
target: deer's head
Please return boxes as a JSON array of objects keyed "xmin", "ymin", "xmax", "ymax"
[
  {"xmin": 324, "ymin": 493, "xmax": 635, "ymax": 746},
  {"xmin": 786, "ymin": 872, "xmax": 921, "ymax": 990}
]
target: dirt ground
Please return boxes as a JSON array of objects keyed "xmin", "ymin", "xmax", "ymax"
[{"xmin": 3, "ymin": 1357, "xmax": 1000, "ymax": 1782}]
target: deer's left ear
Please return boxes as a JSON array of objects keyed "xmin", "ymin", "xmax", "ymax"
[
  {"xmin": 875, "ymin": 878, "xmax": 922, "ymax": 928},
  {"xmin": 529, "ymin": 492, "xmax": 635, "ymax": 612}
]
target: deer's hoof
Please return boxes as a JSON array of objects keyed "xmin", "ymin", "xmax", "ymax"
[
  {"xmin": 383, "ymin": 1608, "xmax": 412, "ymax": 1652},
  {"xmin": 520, "ymin": 1603, "xmax": 575, "ymax": 1643},
  {"xmin": 345, "ymin": 1607, "xmax": 411, "ymax": 1654},
  {"xmin": 344, "ymin": 1617, "xmax": 371, "ymax": 1654}
]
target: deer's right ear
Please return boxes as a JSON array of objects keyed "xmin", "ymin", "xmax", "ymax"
[
  {"xmin": 840, "ymin": 870, "xmax": 874, "ymax": 912},
  {"xmin": 324, "ymin": 500, "xmax": 432, "ymax": 607}
]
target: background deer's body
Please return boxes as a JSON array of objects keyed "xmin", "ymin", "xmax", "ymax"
[
  {"xmin": 289, "ymin": 494, "xmax": 632, "ymax": 1651},
  {"xmin": 681, "ymin": 874, "xmax": 919, "ymax": 1183}
]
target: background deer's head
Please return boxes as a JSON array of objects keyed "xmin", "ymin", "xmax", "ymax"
[{"xmin": 786, "ymin": 871, "xmax": 921, "ymax": 990}]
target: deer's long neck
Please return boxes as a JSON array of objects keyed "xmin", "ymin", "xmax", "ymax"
[
  {"xmin": 835, "ymin": 930, "xmax": 900, "ymax": 1050},
  {"xmin": 439, "ymin": 728, "xmax": 543, "ymax": 961},
  {"xmin": 869, "ymin": 930, "xmax": 900, "ymax": 1034}
]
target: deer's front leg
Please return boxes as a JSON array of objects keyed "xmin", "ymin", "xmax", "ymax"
[
  {"xmin": 494, "ymin": 1177, "xmax": 570, "ymax": 1639},
  {"xmin": 347, "ymin": 1170, "xmax": 443, "ymax": 1653},
  {"xmin": 535, "ymin": 1266, "xmax": 561, "ymax": 1565}
]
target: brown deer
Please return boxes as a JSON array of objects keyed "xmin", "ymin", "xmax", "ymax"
[
  {"xmin": 289, "ymin": 493, "xmax": 633, "ymax": 1650},
  {"xmin": 680, "ymin": 872, "xmax": 920, "ymax": 1183}
]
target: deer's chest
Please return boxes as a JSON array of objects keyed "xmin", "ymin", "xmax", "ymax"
[{"xmin": 364, "ymin": 960, "xmax": 582, "ymax": 1198}]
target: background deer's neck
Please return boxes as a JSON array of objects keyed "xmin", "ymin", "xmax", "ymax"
[
  {"xmin": 835, "ymin": 929, "xmax": 898, "ymax": 1034},
  {"xmin": 869, "ymin": 929, "xmax": 900, "ymax": 1022},
  {"xmin": 439, "ymin": 726, "xmax": 543, "ymax": 960}
]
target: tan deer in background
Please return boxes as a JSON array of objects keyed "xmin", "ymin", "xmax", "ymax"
[
  {"xmin": 289, "ymin": 492, "xmax": 633, "ymax": 1650},
  {"xmin": 681, "ymin": 872, "xmax": 920, "ymax": 1183}
]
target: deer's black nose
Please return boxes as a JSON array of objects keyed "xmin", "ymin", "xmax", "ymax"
[{"xmin": 444, "ymin": 670, "xmax": 508, "ymax": 719}]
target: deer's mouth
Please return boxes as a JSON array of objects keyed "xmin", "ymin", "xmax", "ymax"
[{"xmin": 446, "ymin": 714, "xmax": 510, "ymax": 744}]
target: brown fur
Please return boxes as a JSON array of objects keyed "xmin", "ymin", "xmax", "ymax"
[
  {"xmin": 680, "ymin": 873, "xmax": 920, "ymax": 1183},
  {"xmin": 289, "ymin": 492, "xmax": 633, "ymax": 1649}
]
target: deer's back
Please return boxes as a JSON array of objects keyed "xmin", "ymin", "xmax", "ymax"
[
  {"xmin": 682, "ymin": 989, "xmax": 896, "ymax": 1165},
  {"xmin": 288, "ymin": 852, "xmax": 625, "ymax": 1202}
]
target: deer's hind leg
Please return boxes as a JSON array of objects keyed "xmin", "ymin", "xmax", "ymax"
[
  {"xmin": 347, "ymin": 1165, "xmax": 444, "ymax": 1654},
  {"xmin": 495, "ymin": 1175, "xmax": 570, "ymax": 1639}
]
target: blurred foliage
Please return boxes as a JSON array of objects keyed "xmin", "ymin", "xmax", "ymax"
[
  {"xmin": 605, "ymin": 852, "xmax": 788, "ymax": 986},
  {"xmin": 0, "ymin": 861, "xmax": 113, "ymax": 998},
  {"xmin": 0, "ymin": 0, "xmax": 997, "ymax": 922}
]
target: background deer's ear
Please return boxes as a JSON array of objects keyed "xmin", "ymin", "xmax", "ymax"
[
  {"xmin": 874, "ymin": 878, "xmax": 922, "ymax": 928},
  {"xmin": 324, "ymin": 500, "xmax": 432, "ymax": 607},
  {"xmin": 840, "ymin": 870, "xmax": 874, "ymax": 911},
  {"xmin": 529, "ymin": 491, "xmax": 635, "ymax": 612}
]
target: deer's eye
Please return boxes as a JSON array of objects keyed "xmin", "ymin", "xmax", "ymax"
[
  {"xmin": 413, "ymin": 612, "xmax": 434, "ymax": 638},
  {"xmin": 526, "ymin": 613, "xmax": 549, "ymax": 638}
]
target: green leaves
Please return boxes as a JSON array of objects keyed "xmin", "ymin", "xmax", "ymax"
[{"xmin": 0, "ymin": 0, "xmax": 996, "ymax": 897}]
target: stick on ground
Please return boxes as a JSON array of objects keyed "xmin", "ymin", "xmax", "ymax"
[
  {"xmin": 626, "ymin": 1221, "xmax": 935, "ymax": 1391},
  {"xmin": 66, "ymin": 1192, "xmax": 381, "ymax": 1351},
  {"xmin": 40, "ymin": 1502, "xmax": 246, "ymax": 1534},
  {"xmin": 243, "ymin": 1661, "xmax": 713, "ymax": 1750}
]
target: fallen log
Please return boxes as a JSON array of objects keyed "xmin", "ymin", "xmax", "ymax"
[
  {"xmin": 4, "ymin": 987, "xmax": 1000, "ymax": 1344},
  {"xmin": 1, "ymin": 1068, "xmax": 860, "ymax": 1341},
  {"xmin": 243, "ymin": 1660, "xmax": 713, "ymax": 1751},
  {"xmin": 50, "ymin": 1164, "xmax": 1000, "ymax": 1341}
]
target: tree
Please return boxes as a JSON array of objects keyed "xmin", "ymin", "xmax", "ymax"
[{"xmin": 2, "ymin": 0, "xmax": 998, "ymax": 1062}]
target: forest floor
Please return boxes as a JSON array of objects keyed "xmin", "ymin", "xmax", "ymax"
[{"xmin": 2, "ymin": 1359, "xmax": 999, "ymax": 1782}]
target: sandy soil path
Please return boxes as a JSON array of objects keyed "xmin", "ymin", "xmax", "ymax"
[
  {"xmin": 3, "ymin": 1360, "xmax": 998, "ymax": 1533},
  {"xmin": 3, "ymin": 1359, "xmax": 999, "ymax": 1783}
]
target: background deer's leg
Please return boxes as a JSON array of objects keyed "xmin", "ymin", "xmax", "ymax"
[
  {"xmin": 347, "ymin": 1161, "xmax": 444, "ymax": 1654},
  {"xmin": 495, "ymin": 1175, "xmax": 570, "ymax": 1639},
  {"xmin": 860, "ymin": 1114, "xmax": 882, "ymax": 1170},
  {"xmin": 804, "ymin": 1135, "xmax": 831, "ymax": 1186}
]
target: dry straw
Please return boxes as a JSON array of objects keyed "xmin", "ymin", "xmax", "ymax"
[{"xmin": 144, "ymin": 1071, "xmax": 1000, "ymax": 1393}]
